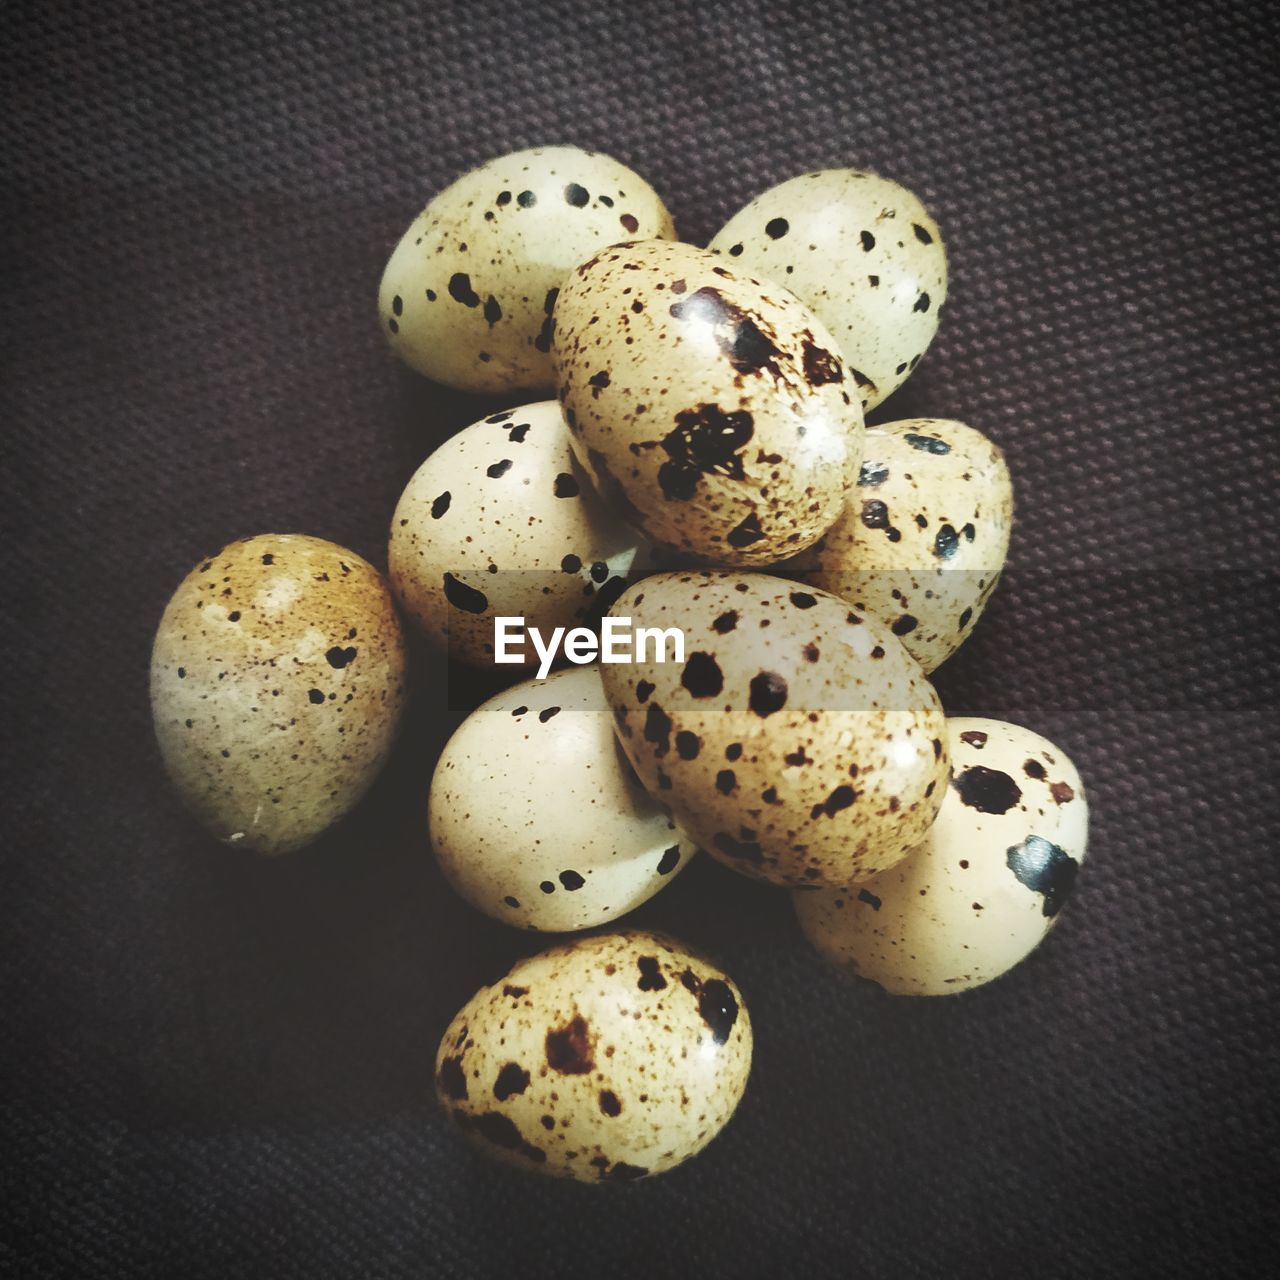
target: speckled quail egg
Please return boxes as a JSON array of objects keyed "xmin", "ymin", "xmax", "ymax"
[
  {"xmin": 781, "ymin": 418, "xmax": 1012, "ymax": 673},
  {"xmin": 601, "ymin": 572, "xmax": 949, "ymax": 887},
  {"xmin": 389, "ymin": 401, "xmax": 642, "ymax": 667},
  {"xmin": 436, "ymin": 930, "xmax": 751, "ymax": 1181},
  {"xmin": 379, "ymin": 147, "xmax": 675, "ymax": 393},
  {"xmin": 795, "ymin": 717, "xmax": 1088, "ymax": 994},
  {"xmin": 551, "ymin": 239, "xmax": 864, "ymax": 566},
  {"xmin": 709, "ymin": 169, "xmax": 947, "ymax": 412},
  {"xmin": 151, "ymin": 535, "xmax": 408, "ymax": 854},
  {"xmin": 429, "ymin": 666, "xmax": 695, "ymax": 931}
]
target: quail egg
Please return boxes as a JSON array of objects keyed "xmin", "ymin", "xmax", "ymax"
[
  {"xmin": 389, "ymin": 401, "xmax": 641, "ymax": 667},
  {"xmin": 379, "ymin": 146, "xmax": 675, "ymax": 392},
  {"xmin": 781, "ymin": 418, "xmax": 1012, "ymax": 672},
  {"xmin": 436, "ymin": 930, "xmax": 751, "ymax": 1181},
  {"xmin": 601, "ymin": 572, "xmax": 949, "ymax": 886},
  {"xmin": 709, "ymin": 169, "xmax": 947, "ymax": 412},
  {"xmin": 795, "ymin": 717, "xmax": 1088, "ymax": 994},
  {"xmin": 429, "ymin": 666, "xmax": 695, "ymax": 931},
  {"xmin": 151, "ymin": 534, "xmax": 408, "ymax": 854},
  {"xmin": 552, "ymin": 239, "xmax": 864, "ymax": 565}
]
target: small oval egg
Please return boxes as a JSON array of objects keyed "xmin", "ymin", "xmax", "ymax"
[
  {"xmin": 389, "ymin": 401, "xmax": 641, "ymax": 667},
  {"xmin": 436, "ymin": 930, "xmax": 751, "ymax": 1181},
  {"xmin": 379, "ymin": 147, "xmax": 675, "ymax": 393},
  {"xmin": 709, "ymin": 169, "xmax": 947, "ymax": 412},
  {"xmin": 795, "ymin": 717, "xmax": 1088, "ymax": 994},
  {"xmin": 781, "ymin": 418, "xmax": 1013, "ymax": 673},
  {"xmin": 552, "ymin": 239, "xmax": 864, "ymax": 565},
  {"xmin": 150, "ymin": 535, "xmax": 408, "ymax": 854},
  {"xmin": 601, "ymin": 572, "xmax": 949, "ymax": 887},
  {"xmin": 429, "ymin": 666, "xmax": 695, "ymax": 931}
]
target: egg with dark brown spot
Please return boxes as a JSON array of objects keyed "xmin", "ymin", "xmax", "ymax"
[
  {"xmin": 709, "ymin": 169, "xmax": 947, "ymax": 412},
  {"xmin": 552, "ymin": 239, "xmax": 863, "ymax": 566},
  {"xmin": 379, "ymin": 147, "xmax": 675, "ymax": 393},
  {"xmin": 429, "ymin": 666, "xmax": 695, "ymax": 931},
  {"xmin": 389, "ymin": 401, "xmax": 642, "ymax": 667},
  {"xmin": 435, "ymin": 930, "xmax": 751, "ymax": 1180},
  {"xmin": 781, "ymin": 418, "xmax": 1013, "ymax": 672},
  {"xmin": 151, "ymin": 535, "xmax": 408, "ymax": 854},
  {"xmin": 795, "ymin": 718, "xmax": 1088, "ymax": 994},
  {"xmin": 601, "ymin": 572, "xmax": 948, "ymax": 886}
]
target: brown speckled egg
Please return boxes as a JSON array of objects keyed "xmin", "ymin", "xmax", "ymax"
[
  {"xmin": 430, "ymin": 666, "xmax": 695, "ymax": 931},
  {"xmin": 150, "ymin": 535, "xmax": 408, "ymax": 855},
  {"xmin": 435, "ymin": 930, "xmax": 751, "ymax": 1181},
  {"xmin": 795, "ymin": 717, "xmax": 1088, "ymax": 994},
  {"xmin": 600, "ymin": 572, "xmax": 949, "ymax": 887},
  {"xmin": 551, "ymin": 239, "xmax": 864, "ymax": 565},
  {"xmin": 378, "ymin": 147, "xmax": 675, "ymax": 393},
  {"xmin": 780, "ymin": 418, "xmax": 1013, "ymax": 673},
  {"xmin": 709, "ymin": 169, "xmax": 947, "ymax": 412},
  {"xmin": 388, "ymin": 401, "xmax": 642, "ymax": 667}
]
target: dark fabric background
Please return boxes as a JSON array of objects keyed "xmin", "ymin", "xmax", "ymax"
[{"xmin": 3, "ymin": 0, "xmax": 1277, "ymax": 1276}]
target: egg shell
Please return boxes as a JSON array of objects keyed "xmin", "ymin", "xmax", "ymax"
[
  {"xmin": 795, "ymin": 717, "xmax": 1088, "ymax": 995},
  {"xmin": 435, "ymin": 930, "xmax": 751, "ymax": 1181},
  {"xmin": 781, "ymin": 418, "xmax": 1013, "ymax": 673},
  {"xmin": 709, "ymin": 169, "xmax": 947, "ymax": 412},
  {"xmin": 551, "ymin": 238, "xmax": 864, "ymax": 565},
  {"xmin": 429, "ymin": 666, "xmax": 695, "ymax": 931},
  {"xmin": 378, "ymin": 146, "xmax": 675, "ymax": 393},
  {"xmin": 150, "ymin": 535, "xmax": 408, "ymax": 855},
  {"xmin": 389, "ymin": 401, "xmax": 641, "ymax": 667},
  {"xmin": 601, "ymin": 572, "xmax": 949, "ymax": 887}
]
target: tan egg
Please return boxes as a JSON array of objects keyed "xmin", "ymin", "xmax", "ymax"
[
  {"xmin": 435, "ymin": 930, "xmax": 751, "ymax": 1181},
  {"xmin": 600, "ymin": 572, "xmax": 948, "ymax": 887},
  {"xmin": 429, "ymin": 666, "xmax": 695, "ymax": 931},
  {"xmin": 795, "ymin": 717, "xmax": 1089, "ymax": 994},
  {"xmin": 150, "ymin": 535, "xmax": 408, "ymax": 855},
  {"xmin": 551, "ymin": 239, "xmax": 864, "ymax": 566},
  {"xmin": 388, "ymin": 401, "xmax": 641, "ymax": 667},
  {"xmin": 709, "ymin": 169, "xmax": 948, "ymax": 412},
  {"xmin": 378, "ymin": 147, "xmax": 675, "ymax": 393},
  {"xmin": 780, "ymin": 418, "xmax": 1013, "ymax": 673}
]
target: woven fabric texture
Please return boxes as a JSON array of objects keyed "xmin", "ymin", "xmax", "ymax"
[{"xmin": 2, "ymin": 0, "xmax": 1277, "ymax": 1276}]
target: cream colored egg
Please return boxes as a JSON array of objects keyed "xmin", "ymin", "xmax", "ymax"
[
  {"xmin": 436, "ymin": 930, "xmax": 751, "ymax": 1181},
  {"xmin": 150, "ymin": 535, "xmax": 408, "ymax": 854},
  {"xmin": 429, "ymin": 666, "xmax": 695, "ymax": 931},
  {"xmin": 709, "ymin": 169, "xmax": 947, "ymax": 412},
  {"xmin": 389, "ymin": 401, "xmax": 641, "ymax": 667},
  {"xmin": 781, "ymin": 418, "xmax": 1013, "ymax": 673},
  {"xmin": 378, "ymin": 146, "xmax": 675, "ymax": 393},
  {"xmin": 551, "ymin": 239, "xmax": 864, "ymax": 565},
  {"xmin": 795, "ymin": 717, "xmax": 1088, "ymax": 994},
  {"xmin": 601, "ymin": 572, "xmax": 948, "ymax": 887}
]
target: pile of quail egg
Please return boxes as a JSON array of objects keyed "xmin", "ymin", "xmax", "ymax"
[{"xmin": 150, "ymin": 146, "xmax": 1088, "ymax": 1184}]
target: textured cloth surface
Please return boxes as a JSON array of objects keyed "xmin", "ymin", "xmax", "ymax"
[{"xmin": 3, "ymin": 0, "xmax": 1278, "ymax": 1276}]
